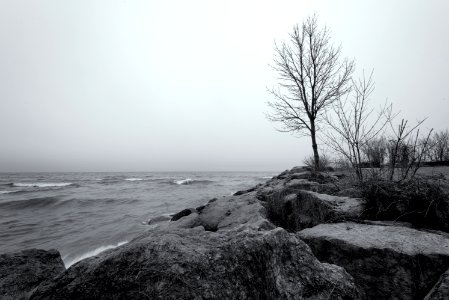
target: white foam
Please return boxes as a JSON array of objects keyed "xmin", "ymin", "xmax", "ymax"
[
  {"xmin": 64, "ymin": 241, "xmax": 128, "ymax": 268},
  {"xmin": 174, "ymin": 178, "xmax": 194, "ymax": 185},
  {"xmin": 0, "ymin": 190, "xmax": 14, "ymax": 194},
  {"xmin": 13, "ymin": 182, "xmax": 73, "ymax": 188},
  {"xmin": 261, "ymin": 176, "xmax": 273, "ymax": 179},
  {"xmin": 124, "ymin": 178, "xmax": 143, "ymax": 181}
]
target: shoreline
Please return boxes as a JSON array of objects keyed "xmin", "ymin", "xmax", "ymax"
[{"xmin": 2, "ymin": 166, "xmax": 449, "ymax": 299}]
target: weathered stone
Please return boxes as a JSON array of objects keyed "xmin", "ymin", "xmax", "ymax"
[
  {"xmin": 424, "ymin": 269, "xmax": 449, "ymax": 299},
  {"xmin": 336, "ymin": 187, "xmax": 363, "ymax": 198},
  {"xmin": 30, "ymin": 228, "xmax": 364, "ymax": 300},
  {"xmin": 266, "ymin": 190, "xmax": 365, "ymax": 231},
  {"xmin": 197, "ymin": 194, "xmax": 275, "ymax": 232},
  {"xmin": 233, "ymin": 186, "xmax": 256, "ymax": 195},
  {"xmin": 0, "ymin": 249, "xmax": 65, "ymax": 299},
  {"xmin": 168, "ymin": 212, "xmax": 200, "ymax": 229},
  {"xmin": 299, "ymin": 222, "xmax": 449, "ymax": 299}
]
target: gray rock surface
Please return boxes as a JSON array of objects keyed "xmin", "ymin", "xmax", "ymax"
[
  {"xmin": 299, "ymin": 222, "xmax": 449, "ymax": 299},
  {"xmin": 30, "ymin": 228, "xmax": 364, "ymax": 300},
  {"xmin": 266, "ymin": 190, "xmax": 365, "ymax": 231},
  {"xmin": 0, "ymin": 249, "xmax": 65, "ymax": 299}
]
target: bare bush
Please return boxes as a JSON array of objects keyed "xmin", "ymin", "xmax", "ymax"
[
  {"xmin": 323, "ymin": 72, "xmax": 392, "ymax": 182},
  {"xmin": 386, "ymin": 119, "xmax": 433, "ymax": 181},
  {"xmin": 362, "ymin": 178, "xmax": 449, "ymax": 230},
  {"xmin": 303, "ymin": 153, "xmax": 332, "ymax": 172}
]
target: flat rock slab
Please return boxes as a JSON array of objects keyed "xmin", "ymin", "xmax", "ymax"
[
  {"xmin": 299, "ymin": 222, "xmax": 449, "ymax": 299},
  {"xmin": 30, "ymin": 228, "xmax": 364, "ymax": 300},
  {"xmin": 0, "ymin": 249, "xmax": 65, "ymax": 299},
  {"xmin": 267, "ymin": 190, "xmax": 365, "ymax": 231}
]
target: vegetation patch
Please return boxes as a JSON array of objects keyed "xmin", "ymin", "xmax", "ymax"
[{"xmin": 361, "ymin": 177, "xmax": 449, "ymax": 231}]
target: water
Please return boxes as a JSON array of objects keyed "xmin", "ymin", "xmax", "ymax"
[{"xmin": 0, "ymin": 172, "xmax": 276, "ymax": 267}]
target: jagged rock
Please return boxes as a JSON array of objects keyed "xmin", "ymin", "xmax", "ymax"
[
  {"xmin": 266, "ymin": 190, "xmax": 365, "ymax": 231},
  {"xmin": 299, "ymin": 222, "xmax": 449, "ymax": 299},
  {"xmin": 0, "ymin": 249, "xmax": 65, "ymax": 299},
  {"xmin": 233, "ymin": 186, "xmax": 257, "ymax": 196},
  {"xmin": 424, "ymin": 269, "xmax": 449, "ymax": 299},
  {"xmin": 30, "ymin": 228, "xmax": 364, "ymax": 300},
  {"xmin": 255, "ymin": 174, "xmax": 340, "ymax": 202},
  {"xmin": 170, "ymin": 208, "xmax": 195, "ymax": 221}
]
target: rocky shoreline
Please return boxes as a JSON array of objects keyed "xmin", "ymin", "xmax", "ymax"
[{"xmin": 2, "ymin": 166, "xmax": 449, "ymax": 299}]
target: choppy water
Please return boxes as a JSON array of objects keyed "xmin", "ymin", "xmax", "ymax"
[{"xmin": 0, "ymin": 172, "xmax": 276, "ymax": 267}]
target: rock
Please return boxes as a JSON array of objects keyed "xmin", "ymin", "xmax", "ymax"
[
  {"xmin": 30, "ymin": 228, "xmax": 364, "ymax": 300},
  {"xmin": 168, "ymin": 211, "xmax": 200, "ymax": 229},
  {"xmin": 266, "ymin": 190, "xmax": 365, "ymax": 231},
  {"xmin": 170, "ymin": 208, "xmax": 195, "ymax": 221},
  {"xmin": 147, "ymin": 215, "xmax": 171, "ymax": 225},
  {"xmin": 0, "ymin": 249, "xmax": 65, "ymax": 299},
  {"xmin": 424, "ymin": 269, "xmax": 449, "ymax": 299},
  {"xmin": 299, "ymin": 222, "xmax": 449, "ymax": 299},
  {"xmin": 195, "ymin": 204, "xmax": 206, "ymax": 213},
  {"xmin": 233, "ymin": 186, "xmax": 256, "ymax": 196},
  {"xmin": 196, "ymin": 194, "xmax": 275, "ymax": 232},
  {"xmin": 336, "ymin": 187, "xmax": 363, "ymax": 198}
]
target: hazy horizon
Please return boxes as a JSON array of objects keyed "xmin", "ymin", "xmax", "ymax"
[{"xmin": 1, "ymin": 0, "xmax": 448, "ymax": 172}]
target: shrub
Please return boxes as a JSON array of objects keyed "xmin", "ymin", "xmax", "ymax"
[
  {"xmin": 361, "ymin": 177, "xmax": 449, "ymax": 231},
  {"xmin": 363, "ymin": 138, "xmax": 387, "ymax": 167},
  {"xmin": 303, "ymin": 154, "xmax": 333, "ymax": 172}
]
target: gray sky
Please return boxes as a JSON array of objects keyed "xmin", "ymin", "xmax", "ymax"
[{"xmin": 1, "ymin": 0, "xmax": 448, "ymax": 172}]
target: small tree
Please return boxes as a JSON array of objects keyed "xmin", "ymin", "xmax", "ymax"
[
  {"xmin": 267, "ymin": 16, "xmax": 354, "ymax": 170},
  {"xmin": 323, "ymin": 72, "xmax": 393, "ymax": 182}
]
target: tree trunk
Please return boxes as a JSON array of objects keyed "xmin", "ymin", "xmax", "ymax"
[{"xmin": 310, "ymin": 121, "xmax": 320, "ymax": 171}]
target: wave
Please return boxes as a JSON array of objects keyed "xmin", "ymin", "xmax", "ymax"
[
  {"xmin": 11, "ymin": 182, "xmax": 74, "ymax": 188},
  {"xmin": 0, "ymin": 196, "xmax": 62, "ymax": 209},
  {"xmin": 0, "ymin": 190, "xmax": 15, "ymax": 194},
  {"xmin": 174, "ymin": 178, "xmax": 194, "ymax": 185},
  {"xmin": 260, "ymin": 176, "xmax": 273, "ymax": 179},
  {"xmin": 64, "ymin": 241, "xmax": 128, "ymax": 268},
  {"xmin": 124, "ymin": 178, "xmax": 143, "ymax": 181},
  {"xmin": 173, "ymin": 178, "xmax": 214, "ymax": 185}
]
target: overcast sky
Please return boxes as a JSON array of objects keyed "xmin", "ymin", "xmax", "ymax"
[{"xmin": 1, "ymin": 0, "xmax": 448, "ymax": 172}]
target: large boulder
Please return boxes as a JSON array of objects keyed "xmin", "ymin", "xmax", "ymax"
[
  {"xmin": 255, "ymin": 171, "xmax": 341, "ymax": 202},
  {"xmin": 196, "ymin": 194, "xmax": 274, "ymax": 232},
  {"xmin": 165, "ymin": 193, "xmax": 274, "ymax": 232},
  {"xmin": 299, "ymin": 222, "xmax": 449, "ymax": 299},
  {"xmin": 0, "ymin": 249, "xmax": 65, "ymax": 299},
  {"xmin": 30, "ymin": 228, "xmax": 364, "ymax": 300},
  {"xmin": 266, "ymin": 190, "xmax": 365, "ymax": 231}
]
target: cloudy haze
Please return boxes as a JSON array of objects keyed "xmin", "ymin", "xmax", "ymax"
[{"xmin": 1, "ymin": 0, "xmax": 448, "ymax": 172}]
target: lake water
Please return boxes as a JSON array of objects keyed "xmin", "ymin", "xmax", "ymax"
[{"xmin": 0, "ymin": 171, "xmax": 277, "ymax": 267}]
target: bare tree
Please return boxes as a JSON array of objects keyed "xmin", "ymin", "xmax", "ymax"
[
  {"xmin": 428, "ymin": 130, "xmax": 449, "ymax": 162},
  {"xmin": 267, "ymin": 15, "xmax": 354, "ymax": 170},
  {"xmin": 323, "ymin": 72, "xmax": 393, "ymax": 182}
]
